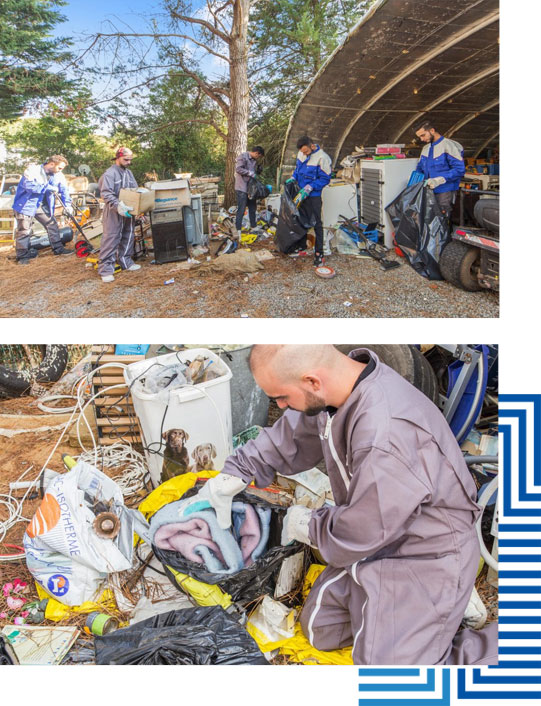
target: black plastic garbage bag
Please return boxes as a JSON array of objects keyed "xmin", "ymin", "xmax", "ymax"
[
  {"xmin": 152, "ymin": 488, "xmax": 305, "ymax": 603},
  {"xmin": 385, "ymin": 182, "xmax": 450, "ymax": 279},
  {"xmin": 247, "ymin": 177, "xmax": 271, "ymax": 201},
  {"xmin": 276, "ymin": 180, "xmax": 316, "ymax": 254},
  {"xmin": 94, "ymin": 606, "xmax": 268, "ymax": 665}
]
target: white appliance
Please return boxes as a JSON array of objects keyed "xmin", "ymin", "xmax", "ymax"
[
  {"xmin": 358, "ymin": 158, "xmax": 418, "ymax": 247},
  {"xmin": 125, "ymin": 349, "xmax": 233, "ymax": 487},
  {"xmin": 265, "ymin": 183, "xmax": 358, "ymax": 225},
  {"xmin": 321, "ymin": 181, "xmax": 358, "ymax": 228}
]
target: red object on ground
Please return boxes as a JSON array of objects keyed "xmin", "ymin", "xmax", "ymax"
[{"xmin": 392, "ymin": 235, "xmax": 405, "ymax": 257}]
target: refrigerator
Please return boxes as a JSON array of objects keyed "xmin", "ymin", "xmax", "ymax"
[{"xmin": 358, "ymin": 158, "xmax": 419, "ymax": 247}]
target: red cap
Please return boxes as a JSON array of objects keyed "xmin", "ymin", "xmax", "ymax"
[{"xmin": 115, "ymin": 147, "xmax": 133, "ymax": 159}]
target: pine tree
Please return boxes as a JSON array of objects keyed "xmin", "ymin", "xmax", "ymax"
[{"xmin": 0, "ymin": 0, "xmax": 73, "ymax": 120}]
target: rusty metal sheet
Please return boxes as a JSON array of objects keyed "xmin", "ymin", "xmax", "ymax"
[{"xmin": 281, "ymin": 0, "xmax": 499, "ymax": 168}]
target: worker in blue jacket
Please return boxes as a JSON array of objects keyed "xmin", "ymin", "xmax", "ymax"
[
  {"xmin": 12, "ymin": 154, "xmax": 74, "ymax": 264},
  {"xmin": 415, "ymin": 120, "xmax": 465, "ymax": 221},
  {"xmin": 287, "ymin": 136, "xmax": 332, "ymax": 266}
]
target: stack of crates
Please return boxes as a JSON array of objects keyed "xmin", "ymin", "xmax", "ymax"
[{"xmin": 90, "ymin": 345, "xmax": 145, "ymax": 445}]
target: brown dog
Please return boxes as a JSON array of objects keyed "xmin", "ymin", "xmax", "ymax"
[
  {"xmin": 161, "ymin": 428, "xmax": 191, "ymax": 482},
  {"xmin": 191, "ymin": 442, "xmax": 217, "ymax": 473}
]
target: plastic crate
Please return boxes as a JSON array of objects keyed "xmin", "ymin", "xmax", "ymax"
[
  {"xmin": 407, "ymin": 170, "xmax": 425, "ymax": 187},
  {"xmin": 115, "ymin": 344, "xmax": 151, "ymax": 355}
]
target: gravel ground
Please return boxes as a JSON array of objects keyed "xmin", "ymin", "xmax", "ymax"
[{"xmin": 0, "ymin": 241, "xmax": 498, "ymax": 318}]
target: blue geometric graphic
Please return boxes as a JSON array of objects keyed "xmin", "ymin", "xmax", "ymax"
[{"xmin": 357, "ymin": 394, "xmax": 541, "ymax": 704}]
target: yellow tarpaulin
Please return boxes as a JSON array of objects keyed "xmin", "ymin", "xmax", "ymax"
[
  {"xmin": 138, "ymin": 471, "xmax": 219, "ymax": 520},
  {"xmin": 247, "ymin": 563, "xmax": 354, "ymax": 665}
]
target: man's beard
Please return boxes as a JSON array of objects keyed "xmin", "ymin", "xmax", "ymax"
[{"xmin": 302, "ymin": 390, "xmax": 326, "ymax": 416}]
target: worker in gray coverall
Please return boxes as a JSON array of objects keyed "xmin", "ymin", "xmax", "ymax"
[
  {"xmin": 97, "ymin": 147, "xmax": 141, "ymax": 283},
  {"xmin": 188, "ymin": 345, "xmax": 498, "ymax": 665}
]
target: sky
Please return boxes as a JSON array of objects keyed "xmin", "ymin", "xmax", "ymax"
[
  {"xmin": 53, "ymin": 1, "xmax": 225, "ymax": 109},
  {"xmin": 56, "ymin": 0, "xmax": 175, "ymax": 37}
]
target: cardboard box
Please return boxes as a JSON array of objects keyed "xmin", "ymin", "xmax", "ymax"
[
  {"xmin": 147, "ymin": 179, "xmax": 191, "ymax": 208},
  {"xmin": 119, "ymin": 188, "xmax": 155, "ymax": 214}
]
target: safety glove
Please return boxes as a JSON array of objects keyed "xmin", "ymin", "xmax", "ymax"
[
  {"xmin": 178, "ymin": 473, "xmax": 248, "ymax": 529},
  {"xmin": 64, "ymin": 204, "xmax": 74, "ymax": 215},
  {"xmin": 47, "ymin": 184, "xmax": 59, "ymax": 193},
  {"xmin": 427, "ymin": 176, "xmax": 446, "ymax": 189},
  {"xmin": 293, "ymin": 184, "xmax": 313, "ymax": 207},
  {"xmin": 285, "ymin": 177, "xmax": 297, "ymax": 185},
  {"xmin": 281, "ymin": 504, "xmax": 314, "ymax": 546},
  {"xmin": 117, "ymin": 200, "xmax": 134, "ymax": 217}
]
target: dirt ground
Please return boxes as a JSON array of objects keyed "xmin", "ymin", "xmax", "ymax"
[{"xmin": 0, "ymin": 239, "xmax": 498, "ymax": 318}]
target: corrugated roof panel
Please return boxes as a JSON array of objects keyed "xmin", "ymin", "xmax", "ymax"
[{"xmin": 281, "ymin": 0, "xmax": 499, "ymax": 167}]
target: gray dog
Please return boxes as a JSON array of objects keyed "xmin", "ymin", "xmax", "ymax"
[{"xmin": 191, "ymin": 442, "xmax": 217, "ymax": 473}]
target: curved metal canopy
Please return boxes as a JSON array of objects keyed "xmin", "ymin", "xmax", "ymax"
[{"xmin": 281, "ymin": 0, "xmax": 499, "ymax": 170}]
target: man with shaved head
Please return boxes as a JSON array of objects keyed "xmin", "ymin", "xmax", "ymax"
[{"xmin": 195, "ymin": 345, "xmax": 497, "ymax": 665}]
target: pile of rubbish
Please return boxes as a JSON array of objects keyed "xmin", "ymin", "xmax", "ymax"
[
  {"xmin": 210, "ymin": 204, "xmax": 277, "ymax": 253},
  {"xmin": 336, "ymin": 143, "xmax": 408, "ymax": 183},
  {"xmin": 0, "ymin": 344, "xmax": 499, "ymax": 666}
]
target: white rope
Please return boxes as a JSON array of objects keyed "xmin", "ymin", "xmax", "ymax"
[
  {"xmin": 0, "ymin": 364, "xmax": 134, "ymax": 546},
  {"xmin": 37, "ymin": 395, "xmax": 79, "ymax": 414},
  {"xmin": 0, "ymin": 465, "xmax": 36, "ymax": 545},
  {"xmin": 76, "ymin": 443, "xmax": 149, "ymax": 496}
]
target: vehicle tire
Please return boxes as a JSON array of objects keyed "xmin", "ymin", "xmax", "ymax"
[
  {"xmin": 334, "ymin": 345, "xmax": 439, "ymax": 405},
  {"xmin": 439, "ymin": 241, "xmax": 482, "ymax": 291},
  {"xmin": 0, "ymin": 345, "xmax": 69, "ymax": 398}
]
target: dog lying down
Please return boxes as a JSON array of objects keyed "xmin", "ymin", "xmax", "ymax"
[{"xmin": 151, "ymin": 501, "xmax": 271, "ymax": 575}]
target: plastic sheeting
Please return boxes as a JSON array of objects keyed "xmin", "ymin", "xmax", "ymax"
[
  {"xmin": 275, "ymin": 181, "xmax": 316, "ymax": 254},
  {"xmin": 385, "ymin": 182, "xmax": 450, "ymax": 280},
  {"xmin": 94, "ymin": 606, "xmax": 268, "ymax": 665},
  {"xmin": 246, "ymin": 565, "xmax": 354, "ymax": 665}
]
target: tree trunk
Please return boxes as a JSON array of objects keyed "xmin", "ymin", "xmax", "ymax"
[{"xmin": 224, "ymin": 0, "xmax": 251, "ymax": 207}]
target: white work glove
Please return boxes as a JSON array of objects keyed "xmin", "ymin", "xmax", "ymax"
[
  {"xmin": 64, "ymin": 204, "xmax": 74, "ymax": 215},
  {"xmin": 249, "ymin": 171, "xmax": 256, "ymax": 178},
  {"xmin": 281, "ymin": 504, "xmax": 313, "ymax": 546},
  {"xmin": 47, "ymin": 184, "xmax": 59, "ymax": 194},
  {"xmin": 117, "ymin": 200, "xmax": 134, "ymax": 217},
  {"xmin": 196, "ymin": 473, "xmax": 248, "ymax": 529},
  {"xmin": 462, "ymin": 585, "xmax": 488, "ymax": 630},
  {"xmin": 427, "ymin": 176, "xmax": 446, "ymax": 189}
]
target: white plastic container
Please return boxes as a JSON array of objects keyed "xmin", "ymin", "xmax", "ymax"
[{"xmin": 125, "ymin": 349, "xmax": 233, "ymax": 487}]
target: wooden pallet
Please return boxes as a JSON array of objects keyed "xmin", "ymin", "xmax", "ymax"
[{"xmin": 90, "ymin": 345, "xmax": 145, "ymax": 445}]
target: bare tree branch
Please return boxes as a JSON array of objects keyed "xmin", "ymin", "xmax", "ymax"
[
  {"xmin": 207, "ymin": 0, "xmax": 233, "ymax": 34},
  {"xmin": 138, "ymin": 118, "xmax": 227, "ymax": 141},
  {"xmin": 175, "ymin": 34, "xmax": 230, "ymax": 63},
  {"xmin": 93, "ymin": 32, "xmax": 231, "ymax": 63},
  {"xmin": 176, "ymin": 55, "xmax": 230, "ymax": 116},
  {"xmin": 169, "ymin": 10, "xmax": 230, "ymax": 44},
  {"xmin": 85, "ymin": 73, "xmax": 171, "ymax": 107}
]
